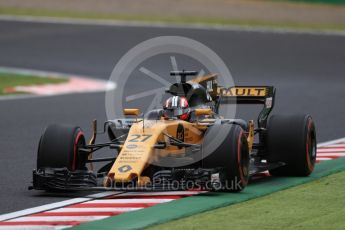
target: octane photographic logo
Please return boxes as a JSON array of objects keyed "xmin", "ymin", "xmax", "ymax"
[{"xmin": 105, "ymin": 36, "xmax": 236, "ymax": 167}]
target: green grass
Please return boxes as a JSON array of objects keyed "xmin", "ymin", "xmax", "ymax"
[
  {"xmin": 1, "ymin": 7, "xmax": 345, "ymax": 32},
  {"xmin": 276, "ymin": 0, "xmax": 345, "ymax": 4},
  {"xmin": 0, "ymin": 72, "xmax": 67, "ymax": 95},
  {"xmin": 147, "ymin": 170, "xmax": 345, "ymax": 230}
]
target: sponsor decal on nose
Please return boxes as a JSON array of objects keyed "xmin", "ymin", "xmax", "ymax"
[
  {"xmin": 127, "ymin": 144, "xmax": 138, "ymax": 149},
  {"xmin": 118, "ymin": 165, "xmax": 132, "ymax": 173}
]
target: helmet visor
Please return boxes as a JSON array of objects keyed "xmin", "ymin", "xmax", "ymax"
[{"xmin": 164, "ymin": 108, "xmax": 189, "ymax": 118}]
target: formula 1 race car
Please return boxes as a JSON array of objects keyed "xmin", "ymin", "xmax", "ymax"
[{"xmin": 30, "ymin": 70, "xmax": 317, "ymax": 192}]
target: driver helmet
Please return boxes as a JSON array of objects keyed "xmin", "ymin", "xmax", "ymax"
[{"xmin": 163, "ymin": 96, "xmax": 190, "ymax": 121}]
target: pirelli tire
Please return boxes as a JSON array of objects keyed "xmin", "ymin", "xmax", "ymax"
[
  {"xmin": 37, "ymin": 124, "xmax": 87, "ymax": 171},
  {"xmin": 266, "ymin": 114, "xmax": 317, "ymax": 176},
  {"xmin": 202, "ymin": 124, "xmax": 250, "ymax": 192}
]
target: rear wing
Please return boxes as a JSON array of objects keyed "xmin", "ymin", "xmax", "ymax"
[
  {"xmin": 217, "ymin": 86, "xmax": 275, "ymax": 105},
  {"xmin": 217, "ymin": 86, "xmax": 276, "ymax": 128}
]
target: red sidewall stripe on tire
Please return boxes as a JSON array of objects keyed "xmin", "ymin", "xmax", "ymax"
[
  {"xmin": 237, "ymin": 130, "xmax": 247, "ymax": 187},
  {"xmin": 72, "ymin": 131, "xmax": 84, "ymax": 171},
  {"xmin": 306, "ymin": 119, "xmax": 315, "ymax": 173}
]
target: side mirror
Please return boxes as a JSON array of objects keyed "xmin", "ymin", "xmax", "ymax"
[
  {"xmin": 194, "ymin": 108, "xmax": 212, "ymax": 116},
  {"xmin": 123, "ymin": 108, "xmax": 141, "ymax": 116}
]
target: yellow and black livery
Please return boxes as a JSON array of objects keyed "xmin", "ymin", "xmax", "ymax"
[{"xmin": 31, "ymin": 70, "xmax": 316, "ymax": 192}]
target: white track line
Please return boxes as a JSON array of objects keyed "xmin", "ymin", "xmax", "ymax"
[
  {"xmin": 86, "ymin": 198, "xmax": 174, "ymax": 203},
  {"xmin": 319, "ymin": 144, "xmax": 345, "ymax": 148},
  {"xmin": 0, "ymin": 15, "xmax": 344, "ymax": 37},
  {"xmin": 316, "ymin": 153, "xmax": 345, "ymax": 157},
  {"xmin": 47, "ymin": 208, "xmax": 142, "ymax": 213},
  {"xmin": 0, "ymin": 192, "xmax": 121, "ymax": 221},
  {"xmin": 0, "ymin": 226, "xmax": 71, "ymax": 230},
  {"xmin": 0, "ymin": 191, "xmax": 194, "ymax": 222},
  {"xmin": 316, "ymin": 157, "xmax": 333, "ymax": 161},
  {"xmin": 317, "ymin": 137, "xmax": 345, "ymax": 147},
  {"xmin": 7, "ymin": 216, "xmax": 108, "ymax": 222},
  {"xmin": 120, "ymin": 191, "xmax": 205, "ymax": 196}
]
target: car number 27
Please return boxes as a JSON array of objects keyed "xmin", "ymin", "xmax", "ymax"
[{"xmin": 128, "ymin": 134, "xmax": 152, "ymax": 142}]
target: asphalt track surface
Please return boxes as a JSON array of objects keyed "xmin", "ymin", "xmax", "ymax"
[{"xmin": 0, "ymin": 20, "xmax": 345, "ymax": 215}]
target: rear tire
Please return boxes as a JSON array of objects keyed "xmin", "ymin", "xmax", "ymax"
[
  {"xmin": 202, "ymin": 124, "xmax": 249, "ymax": 192},
  {"xmin": 266, "ymin": 114, "xmax": 317, "ymax": 176},
  {"xmin": 37, "ymin": 124, "xmax": 87, "ymax": 171}
]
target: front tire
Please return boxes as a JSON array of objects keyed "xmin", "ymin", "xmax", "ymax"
[
  {"xmin": 202, "ymin": 124, "xmax": 249, "ymax": 192},
  {"xmin": 266, "ymin": 114, "xmax": 317, "ymax": 176},
  {"xmin": 37, "ymin": 124, "xmax": 87, "ymax": 171}
]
